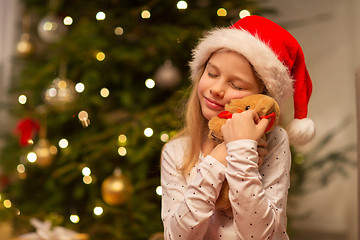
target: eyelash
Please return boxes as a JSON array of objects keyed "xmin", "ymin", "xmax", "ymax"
[
  {"xmin": 231, "ymin": 82, "xmax": 243, "ymax": 90},
  {"xmin": 208, "ymin": 72, "xmax": 217, "ymax": 78}
]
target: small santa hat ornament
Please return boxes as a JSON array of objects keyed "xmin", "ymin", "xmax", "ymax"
[{"xmin": 190, "ymin": 15, "xmax": 315, "ymax": 145}]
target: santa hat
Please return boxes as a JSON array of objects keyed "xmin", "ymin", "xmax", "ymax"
[{"xmin": 190, "ymin": 15, "xmax": 315, "ymax": 145}]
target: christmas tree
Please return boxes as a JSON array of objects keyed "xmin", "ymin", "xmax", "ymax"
[{"xmin": 0, "ymin": 0, "xmax": 266, "ymax": 239}]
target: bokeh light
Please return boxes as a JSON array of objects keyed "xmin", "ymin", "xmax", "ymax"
[
  {"xmin": 100, "ymin": 88, "xmax": 110, "ymax": 98},
  {"xmin": 18, "ymin": 95, "xmax": 27, "ymax": 104},
  {"xmin": 63, "ymin": 16, "xmax": 73, "ymax": 25}
]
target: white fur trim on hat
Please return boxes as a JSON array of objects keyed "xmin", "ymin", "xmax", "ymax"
[
  {"xmin": 287, "ymin": 118, "xmax": 316, "ymax": 145},
  {"xmin": 189, "ymin": 28, "xmax": 294, "ymax": 105}
]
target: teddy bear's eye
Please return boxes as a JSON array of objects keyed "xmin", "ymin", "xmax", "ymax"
[{"xmin": 245, "ymin": 106, "xmax": 250, "ymax": 110}]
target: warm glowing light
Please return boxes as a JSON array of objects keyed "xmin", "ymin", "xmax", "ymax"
[
  {"xmin": 96, "ymin": 51, "xmax": 105, "ymax": 61},
  {"xmin": 118, "ymin": 147, "xmax": 127, "ymax": 156},
  {"xmin": 17, "ymin": 164, "xmax": 25, "ymax": 173},
  {"xmin": 96, "ymin": 11, "xmax": 106, "ymax": 21},
  {"xmin": 156, "ymin": 186, "xmax": 162, "ymax": 196},
  {"xmin": 177, "ymin": 1, "xmax": 188, "ymax": 9},
  {"xmin": 57, "ymin": 80, "xmax": 67, "ymax": 89},
  {"xmin": 3, "ymin": 199, "xmax": 12, "ymax": 208},
  {"xmin": 145, "ymin": 78, "xmax": 155, "ymax": 89},
  {"xmin": 82, "ymin": 167, "xmax": 91, "ymax": 176},
  {"xmin": 27, "ymin": 152, "xmax": 37, "ymax": 163},
  {"xmin": 141, "ymin": 10, "xmax": 151, "ymax": 19},
  {"xmin": 114, "ymin": 27, "xmax": 124, "ymax": 35},
  {"xmin": 70, "ymin": 214, "xmax": 80, "ymax": 223},
  {"xmin": 93, "ymin": 206, "xmax": 103, "ymax": 216},
  {"xmin": 75, "ymin": 83, "xmax": 85, "ymax": 93},
  {"xmin": 48, "ymin": 87, "xmax": 57, "ymax": 97},
  {"xmin": 49, "ymin": 145, "xmax": 58, "ymax": 154},
  {"xmin": 18, "ymin": 95, "xmax": 27, "ymax": 104},
  {"xmin": 118, "ymin": 134, "xmax": 127, "ymax": 143},
  {"xmin": 239, "ymin": 9, "xmax": 251, "ymax": 19},
  {"xmin": 63, "ymin": 16, "xmax": 73, "ymax": 25},
  {"xmin": 144, "ymin": 128, "xmax": 153, "ymax": 137},
  {"xmin": 100, "ymin": 88, "xmax": 109, "ymax": 98},
  {"xmin": 78, "ymin": 110, "xmax": 89, "ymax": 121},
  {"xmin": 160, "ymin": 133, "xmax": 169, "ymax": 142},
  {"xmin": 59, "ymin": 139, "xmax": 69, "ymax": 149},
  {"xmin": 217, "ymin": 8, "xmax": 227, "ymax": 16},
  {"xmin": 83, "ymin": 175, "xmax": 92, "ymax": 184},
  {"xmin": 43, "ymin": 22, "xmax": 54, "ymax": 31}
]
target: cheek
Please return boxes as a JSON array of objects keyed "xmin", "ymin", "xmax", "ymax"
[
  {"xmin": 197, "ymin": 76, "xmax": 207, "ymax": 95},
  {"xmin": 224, "ymin": 91, "xmax": 249, "ymax": 103}
]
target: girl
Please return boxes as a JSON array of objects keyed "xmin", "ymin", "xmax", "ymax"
[{"xmin": 161, "ymin": 15, "xmax": 315, "ymax": 240}]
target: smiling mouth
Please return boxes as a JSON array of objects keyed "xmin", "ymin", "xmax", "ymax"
[{"xmin": 205, "ymin": 97, "xmax": 224, "ymax": 110}]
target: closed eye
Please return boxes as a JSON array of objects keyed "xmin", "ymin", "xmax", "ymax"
[
  {"xmin": 230, "ymin": 82, "xmax": 243, "ymax": 90},
  {"xmin": 208, "ymin": 72, "xmax": 218, "ymax": 78}
]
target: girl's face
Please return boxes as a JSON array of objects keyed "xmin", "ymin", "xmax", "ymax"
[{"xmin": 197, "ymin": 50, "xmax": 262, "ymax": 121}]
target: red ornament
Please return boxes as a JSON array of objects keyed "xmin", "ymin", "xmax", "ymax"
[{"xmin": 15, "ymin": 118, "xmax": 40, "ymax": 146}]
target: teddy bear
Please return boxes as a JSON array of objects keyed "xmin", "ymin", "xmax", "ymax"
[{"xmin": 208, "ymin": 94, "xmax": 280, "ymax": 212}]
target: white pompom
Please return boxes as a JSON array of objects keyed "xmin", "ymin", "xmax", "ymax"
[{"xmin": 287, "ymin": 118, "xmax": 316, "ymax": 145}]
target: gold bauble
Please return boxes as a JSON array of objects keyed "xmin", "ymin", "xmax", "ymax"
[
  {"xmin": 101, "ymin": 168, "xmax": 133, "ymax": 206},
  {"xmin": 44, "ymin": 78, "xmax": 78, "ymax": 110},
  {"xmin": 33, "ymin": 138, "xmax": 56, "ymax": 167},
  {"xmin": 16, "ymin": 33, "xmax": 34, "ymax": 57}
]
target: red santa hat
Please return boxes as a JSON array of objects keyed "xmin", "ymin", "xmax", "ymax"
[{"xmin": 190, "ymin": 15, "xmax": 315, "ymax": 145}]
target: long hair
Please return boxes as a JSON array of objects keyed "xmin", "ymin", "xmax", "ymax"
[{"xmin": 173, "ymin": 66, "xmax": 208, "ymax": 175}]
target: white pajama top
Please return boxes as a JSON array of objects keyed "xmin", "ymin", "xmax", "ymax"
[{"xmin": 161, "ymin": 126, "xmax": 291, "ymax": 240}]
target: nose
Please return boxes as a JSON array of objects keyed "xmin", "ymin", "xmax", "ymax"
[{"xmin": 210, "ymin": 81, "xmax": 225, "ymax": 98}]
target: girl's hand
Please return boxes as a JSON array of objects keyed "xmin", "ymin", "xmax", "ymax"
[
  {"xmin": 209, "ymin": 142, "xmax": 227, "ymax": 166},
  {"xmin": 221, "ymin": 110, "xmax": 270, "ymax": 144}
]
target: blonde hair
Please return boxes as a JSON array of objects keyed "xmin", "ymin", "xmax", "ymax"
[
  {"xmin": 173, "ymin": 66, "xmax": 208, "ymax": 175},
  {"xmin": 175, "ymin": 50, "xmax": 266, "ymax": 175}
]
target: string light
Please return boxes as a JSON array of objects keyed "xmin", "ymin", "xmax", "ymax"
[
  {"xmin": 141, "ymin": 10, "xmax": 151, "ymax": 19},
  {"xmin": 59, "ymin": 139, "xmax": 69, "ymax": 149},
  {"xmin": 100, "ymin": 88, "xmax": 110, "ymax": 98},
  {"xmin": 83, "ymin": 175, "xmax": 92, "ymax": 184},
  {"xmin": 177, "ymin": 1, "xmax": 188, "ymax": 10},
  {"xmin": 93, "ymin": 206, "xmax": 103, "ymax": 216},
  {"xmin": 49, "ymin": 145, "xmax": 58, "ymax": 155},
  {"xmin": 96, "ymin": 11, "xmax": 106, "ymax": 21},
  {"xmin": 82, "ymin": 167, "xmax": 91, "ymax": 176},
  {"xmin": 118, "ymin": 147, "xmax": 127, "ymax": 156},
  {"xmin": 217, "ymin": 8, "xmax": 227, "ymax": 17},
  {"xmin": 145, "ymin": 78, "xmax": 155, "ymax": 89},
  {"xmin": 144, "ymin": 128, "xmax": 153, "ymax": 137},
  {"xmin": 75, "ymin": 83, "xmax": 85, "ymax": 93},
  {"xmin": 118, "ymin": 134, "xmax": 127, "ymax": 144},
  {"xmin": 3, "ymin": 199, "xmax": 12, "ymax": 208},
  {"xmin": 114, "ymin": 27, "xmax": 124, "ymax": 36},
  {"xmin": 239, "ymin": 10, "xmax": 251, "ymax": 19},
  {"xmin": 27, "ymin": 152, "xmax": 37, "ymax": 163},
  {"xmin": 70, "ymin": 214, "xmax": 80, "ymax": 223},
  {"xmin": 160, "ymin": 133, "xmax": 169, "ymax": 142},
  {"xmin": 18, "ymin": 95, "xmax": 27, "ymax": 104},
  {"xmin": 63, "ymin": 16, "xmax": 73, "ymax": 25},
  {"xmin": 156, "ymin": 186, "xmax": 162, "ymax": 196},
  {"xmin": 17, "ymin": 164, "xmax": 25, "ymax": 173},
  {"xmin": 96, "ymin": 51, "xmax": 105, "ymax": 61}
]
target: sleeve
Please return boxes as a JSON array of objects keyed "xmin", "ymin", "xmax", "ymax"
[
  {"xmin": 225, "ymin": 127, "xmax": 291, "ymax": 240},
  {"xmin": 161, "ymin": 141, "xmax": 227, "ymax": 240}
]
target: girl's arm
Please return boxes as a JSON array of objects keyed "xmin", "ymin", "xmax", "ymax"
[
  {"xmin": 161, "ymin": 139, "xmax": 227, "ymax": 240},
  {"xmin": 226, "ymin": 127, "xmax": 290, "ymax": 240}
]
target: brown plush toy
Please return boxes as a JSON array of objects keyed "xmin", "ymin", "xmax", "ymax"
[{"xmin": 208, "ymin": 94, "xmax": 280, "ymax": 212}]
